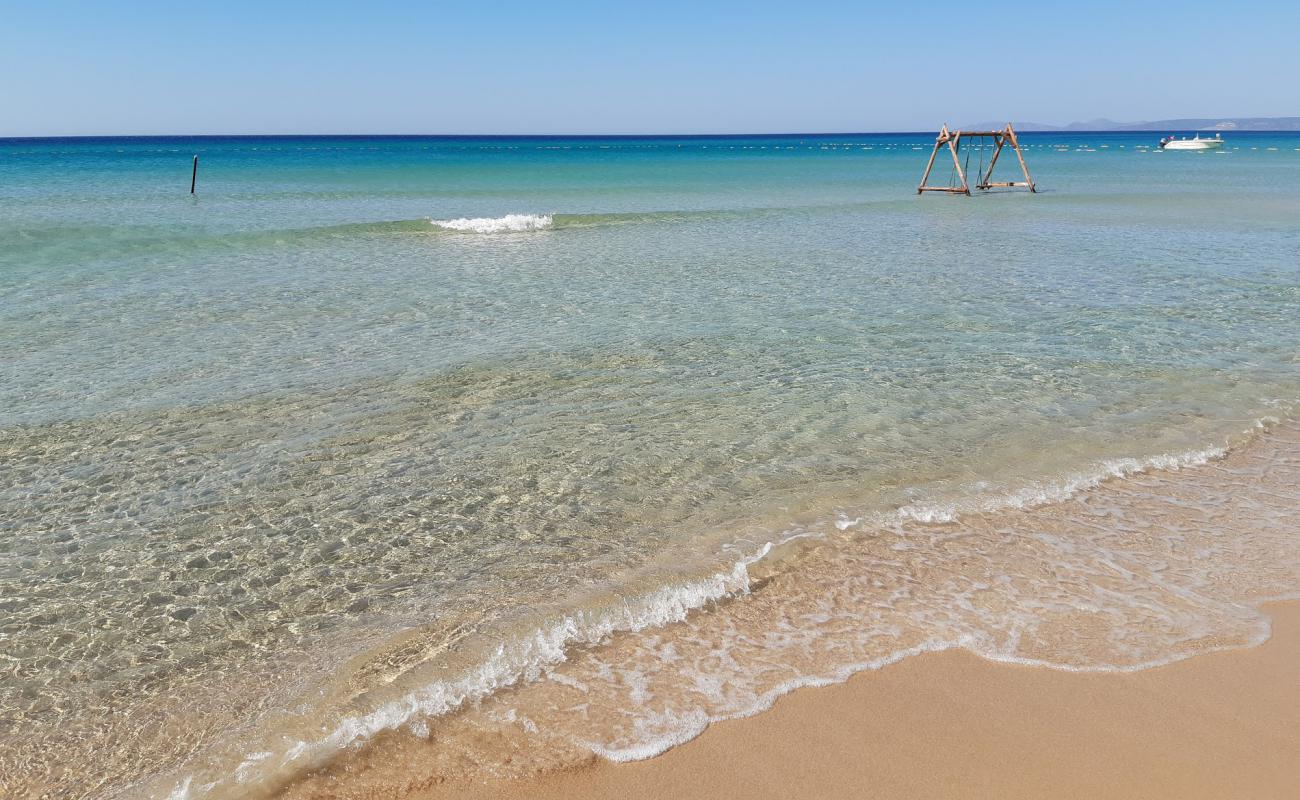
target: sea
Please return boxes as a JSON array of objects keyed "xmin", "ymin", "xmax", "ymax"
[{"xmin": 2, "ymin": 132, "xmax": 1299, "ymax": 799}]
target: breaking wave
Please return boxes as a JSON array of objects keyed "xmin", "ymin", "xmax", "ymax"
[
  {"xmin": 162, "ymin": 421, "xmax": 1300, "ymax": 800},
  {"xmin": 164, "ymin": 544, "xmax": 776, "ymax": 799},
  {"xmin": 429, "ymin": 213, "xmax": 554, "ymax": 233}
]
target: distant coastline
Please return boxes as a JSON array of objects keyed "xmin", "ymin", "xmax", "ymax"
[{"xmin": 966, "ymin": 116, "xmax": 1300, "ymax": 132}]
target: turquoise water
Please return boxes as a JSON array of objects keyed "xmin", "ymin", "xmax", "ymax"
[{"xmin": 3, "ymin": 133, "xmax": 1300, "ymax": 798}]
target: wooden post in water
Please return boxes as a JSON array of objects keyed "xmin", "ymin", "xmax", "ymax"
[
  {"xmin": 190, "ymin": 155, "xmax": 198, "ymax": 194},
  {"xmin": 917, "ymin": 125, "xmax": 972, "ymax": 195}
]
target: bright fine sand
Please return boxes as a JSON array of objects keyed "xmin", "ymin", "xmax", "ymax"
[{"xmin": 402, "ymin": 601, "xmax": 1300, "ymax": 800}]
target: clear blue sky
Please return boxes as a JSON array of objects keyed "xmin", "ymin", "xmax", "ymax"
[{"xmin": 2, "ymin": 0, "xmax": 1296, "ymax": 136}]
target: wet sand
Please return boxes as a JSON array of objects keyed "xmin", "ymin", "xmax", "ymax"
[{"xmin": 388, "ymin": 601, "xmax": 1300, "ymax": 800}]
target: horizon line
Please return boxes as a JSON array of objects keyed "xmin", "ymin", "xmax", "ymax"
[{"xmin": 5, "ymin": 128, "xmax": 1298, "ymax": 141}]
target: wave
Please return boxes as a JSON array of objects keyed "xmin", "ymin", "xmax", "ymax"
[
  {"xmin": 423, "ymin": 208, "xmax": 778, "ymax": 234},
  {"xmin": 5, "ymin": 204, "xmax": 917, "ymax": 268},
  {"xmin": 824, "ymin": 444, "xmax": 1231, "ymax": 532},
  {"xmin": 547, "ymin": 425, "xmax": 1299, "ymax": 769},
  {"xmin": 162, "ymin": 419, "xmax": 1300, "ymax": 800},
  {"xmin": 889, "ymin": 444, "xmax": 1228, "ymax": 525},
  {"xmin": 429, "ymin": 213, "xmax": 554, "ymax": 233},
  {"xmin": 165, "ymin": 542, "xmax": 782, "ymax": 799}
]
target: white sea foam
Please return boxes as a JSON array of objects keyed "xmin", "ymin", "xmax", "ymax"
[
  {"xmin": 169, "ymin": 429, "xmax": 1297, "ymax": 800},
  {"xmin": 247, "ymin": 444, "xmax": 1226, "ymax": 783},
  {"xmin": 429, "ymin": 213, "xmax": 553, "ymax": 233},
  {"xmin": 170, "ymin": 546, "xmax": 771, "ymax": 798},
  {"xmin": 582, "ymin": 597, "xmax": 1289, "ymax": 767},
  {"xmin": 585, "ymin": 638, "xmax": 964, "ymax": 763},
  {"xmin": 895, "ymin": 445, "xmax": 1227, "ymax": 524}
]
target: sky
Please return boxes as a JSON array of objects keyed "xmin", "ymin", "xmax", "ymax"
[{"xmin": 1, "ymin": 0, "xmax": 1296, "ymax": 136}]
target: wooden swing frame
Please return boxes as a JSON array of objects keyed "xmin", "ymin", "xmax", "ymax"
[{"xmin": 917, "ymin": 123, "xmax": 1036, "ymax": 195}]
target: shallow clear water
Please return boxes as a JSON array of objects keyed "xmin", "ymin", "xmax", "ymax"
[{"xmin": 2, "ymin": 133, "xmax": 1299, "ymax": 799}]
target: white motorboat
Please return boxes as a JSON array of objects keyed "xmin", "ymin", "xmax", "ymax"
[{"xmin": 1159, "ymin": 133, "xmax": 1225, "ymax": 151}]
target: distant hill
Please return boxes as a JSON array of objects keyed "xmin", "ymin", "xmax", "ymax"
[{"xmin": 964, "ymin": 117, "xmax": 1300, "ymax": 132}]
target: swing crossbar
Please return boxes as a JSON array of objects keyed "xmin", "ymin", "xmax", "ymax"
[{"xmin": 916, "ymin": 123, "xmax": 1037, "ymax": 196}]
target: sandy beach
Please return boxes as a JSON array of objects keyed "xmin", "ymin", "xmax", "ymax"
[{"xmin": 281, "ymin": 600, "xmax": 1300, "ymax": 800}]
